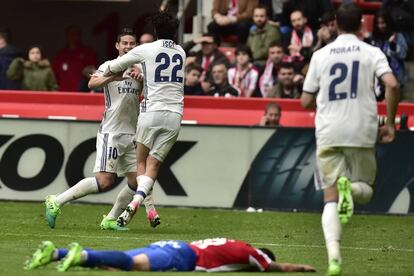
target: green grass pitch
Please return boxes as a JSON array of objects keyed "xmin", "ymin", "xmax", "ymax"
[{"xmin": 1, "ymin": 202, "xmax": 413, "ymax": 275}]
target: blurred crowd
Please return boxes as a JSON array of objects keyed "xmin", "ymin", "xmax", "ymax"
[{"xmin": 0, "ymin": 0, "xmax": 413, "ymax": 102}]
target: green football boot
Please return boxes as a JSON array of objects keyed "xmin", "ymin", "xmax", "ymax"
[
  {"xmin": 337, "ymin": 177, "xmax": 353, "ymax": 224},
  {"xmin": 24, "ymin": 241, "xmax": 56, "ymax": 270},
  {"xmin": 57, "ymin": 242, "xmax": 82, "ymax": 272},
  {"xmin": 45, "ymin": 195, "xmax": 61, "ymax": 228},
  {"xmin": 100, "ymin": 215, "xmax": 129, "ymax": 231},
  {"xmin": 327, "ymin": 259, "xmax": 342, "ymax": 276}
]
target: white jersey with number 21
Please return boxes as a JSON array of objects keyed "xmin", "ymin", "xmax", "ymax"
[
  {"xmin": 303, "ymin": 34, "xmax": 392, "ymax": 148},
  {"xmin": 105, "ymin": 39, "xmax": 186, "ymax": 115}
]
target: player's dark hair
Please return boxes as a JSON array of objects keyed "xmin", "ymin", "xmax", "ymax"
[
  {"xmin": 117, "ymin": 27, "xmax": 136, "ymax": 42},
  {"xmin": 336, "ymin": 3, "xmax": 362, "ymax": 33},
  {"xmin": 235, "ymin": 45, "xmax": 253, "ymax": 60},
  {"xmin": 258, "ymin": 248, "xmax": 276, "ymax": 261},
  {"xmin": 152, "ymin": 11, "xmax": 179, "ymax": 41}
]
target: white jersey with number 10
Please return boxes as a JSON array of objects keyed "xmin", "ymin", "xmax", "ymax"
[{"xmin": 105, "ymin": 39, "xmax": 186, "ymax": 115}]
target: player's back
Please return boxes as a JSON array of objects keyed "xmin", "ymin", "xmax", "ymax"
[
  {"xmin": 189, "ymin": 238, "xmax": 271, "ymax": 272},
  {"xmin": 306, "ymin": 34, "xmax": 391, "ymax": 147},
  {"xmin": 130, "ymin": 39, "xmax": 185, "ymax": 115}
]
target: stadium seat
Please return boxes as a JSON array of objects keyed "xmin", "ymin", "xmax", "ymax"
[
  {"xmin": 218, "ymin": 46, "xmax": 236, "ymax": 64},
  {"xmin": 362, "ymin": 14, "xmax": 375, "ymax": 34},
  {"xmin": 221, "ymin": 35, "xmax": 239, "ymax": 46}
]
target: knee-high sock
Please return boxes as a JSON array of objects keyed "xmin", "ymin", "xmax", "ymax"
[
  {"xmin": 351, "ymin": 182, "xmax": 373, "ymax": 204},
  {"xmin": 83, "ymin": 250, "xmax": 133, "ymax": 271},
  {"xmin": 52, "ymin": 249, "xmax": 69, "ymax": 261},
  {"xmin": 322, "ymin": 202, "xmax": 342, "ymax": 262},
  {"xmin": 132, "ymin": 175, "xmax": 155, "ymax": 206},
  {"xmin": 143, "ymin": 188, "xmax": 156, "ymax": 213},
  {"xmin": 106, "ymin": 184, "xmax": 135, "ymax": 220},
  {"xmin": 56, "ymin": 177, "xmax": 99, "ymax": 206}
]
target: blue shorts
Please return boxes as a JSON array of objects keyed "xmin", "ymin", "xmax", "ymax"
[{"xmin": 124, "ymin": 240, "xmax": 196, "ymax": 271}]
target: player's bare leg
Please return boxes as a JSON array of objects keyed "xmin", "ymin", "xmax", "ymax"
[
  {"xmin": 45, "ymin": 172, "xmax": 116, "ymax": 228},
  {"xmin": 101, "ymin": 172, "xmax": 137, "ymax": 231}
]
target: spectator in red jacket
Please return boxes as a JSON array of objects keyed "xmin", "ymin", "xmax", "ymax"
[{"xmin": 52, "ymin": 25, "xmax": 97, "ymax": 91}]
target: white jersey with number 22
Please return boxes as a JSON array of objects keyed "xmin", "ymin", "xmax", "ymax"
[{"xmin": 105, "ymin": 39, "xmax": 185, "ymax": 116}]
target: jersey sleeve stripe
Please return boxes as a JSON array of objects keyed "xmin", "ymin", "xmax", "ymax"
[{"xmin": 141, "ymin": 62, "xmax": 148, "ymax": 113}]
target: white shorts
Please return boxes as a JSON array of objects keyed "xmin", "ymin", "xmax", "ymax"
[
  {"xmin": 93, "ymin": 133, "xmax": 136, "ymax": 176},
  {"xmin": 315, "ymin": 147, "xmax": 376, "ymax": 190},
  {"xmin": 135, "ymin": 111, "xmax": 182, "ymax": 162}
]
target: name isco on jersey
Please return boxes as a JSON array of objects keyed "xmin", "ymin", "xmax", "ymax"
[
  {"xmin": 117, "ymin": 86, "xmax": 139, "ymax": 95},
  {"xmin": 330, "ymin": 45, "xmax": 360, "ymax": 55}
]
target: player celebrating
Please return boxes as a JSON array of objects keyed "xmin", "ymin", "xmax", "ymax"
[
  {"xmin": 44, "ymin": 28, "xmax": 160, "ymax": 231},
  {"xmin": 301, "ymin": 4, "xmax": 400, "ymax": 276},
  {"xmin": 25, "ymin": 238, "xmax": 316, "ymax": 273},
  {"xmin": 101, "ymin": 12, "xmax": 185, "ymax": 227}
]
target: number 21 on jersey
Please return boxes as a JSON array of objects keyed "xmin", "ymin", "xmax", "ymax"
[
  {"xmin": 329, "ymin": 61, "xmax": 359, "ymax": 101},
  {"xmin": 154, "ymin": 52, "xmax": 183, "ymax": 83}
]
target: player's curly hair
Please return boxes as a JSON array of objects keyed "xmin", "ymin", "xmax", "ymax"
[{"xmin": 152, "ymin": 11, "xmax": 179, "ymax": 40}]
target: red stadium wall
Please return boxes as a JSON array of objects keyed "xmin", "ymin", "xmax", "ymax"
[{"xmin": 0, "ymin": 91, "xmax": 413, "ymax": 128}]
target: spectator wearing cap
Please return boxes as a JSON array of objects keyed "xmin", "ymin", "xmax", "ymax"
[{"xmin": 183, "ymin": 34, "xmax": 230, "ymax": 92}]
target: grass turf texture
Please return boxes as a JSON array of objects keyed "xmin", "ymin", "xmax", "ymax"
[{"xmin": 1, "ymin": 202, "xmax": 413, "ymax": 276}]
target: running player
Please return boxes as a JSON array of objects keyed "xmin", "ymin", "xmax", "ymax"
[
  {"xmin": 301, "ymin": 4, "xmax": 400, "ymax": 275},
  {"xmin": 44, "ymin": 28, "xmax": 160, "ymax": 231},
  {"xmin": 101, "ymin": 12, "xmax": 186, "ymax": 227},
  {"xmin": 25, "ymin": 238, "xmax": 316, "ymax": 273}
]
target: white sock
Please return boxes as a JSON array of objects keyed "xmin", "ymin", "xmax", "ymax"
[
  {"xmin": 351, "ymin": 182, "xmax": 373, "ymax": 204},
  {"xmin": 56, "ymin": 177, "xmax": 99, "ymax": 206},
  {"xmin": 132, "ymin": 175, "xmax": 155, "ymax": 205},
  {"xmin": 106, "ymin": 184, "xmax": 135, "ymax": 220},
  {"xmin": 143, "ymin": 188, "xmax": 156, "ymax": 213},
  {"xmin": 322, "ymin": 202, "xmax": 342, "ymax": 262}
]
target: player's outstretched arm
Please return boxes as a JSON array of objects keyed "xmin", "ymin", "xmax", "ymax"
[
  {"xmin": 267, "ymin": 262, "xmax": 316, "ymax": 272},
  {"xmin": 104, "ymin": 46, "xmax": 145, "ymax": 76},
  {"xmin": 88, "ymin": 72, "xmax": 124, "ymax": 89},
  {"xmin": 379, "ymin": 72, "xmax": 400, "ymax": 144}
]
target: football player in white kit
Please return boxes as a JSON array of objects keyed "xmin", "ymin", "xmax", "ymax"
[
  {"xmin": 102, "ymin": 12, "xmax": 185, "ymax": 226},
  {"xmin": 44, "ymin": 28, "xmax": 160, "ymax": 231},
  {"xmin": 301, "ymin": 4, "xmax": 400, "ymax": 276}
]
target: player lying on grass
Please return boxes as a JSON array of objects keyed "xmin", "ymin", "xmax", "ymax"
[{"xmin": 25, "ymin": 238, "xmax": 316, "ymax": 273}]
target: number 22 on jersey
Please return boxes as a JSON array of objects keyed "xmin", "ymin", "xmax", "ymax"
[{"xmin": 154, "ymin": 52, "xmax": 183, "ymax": 83}]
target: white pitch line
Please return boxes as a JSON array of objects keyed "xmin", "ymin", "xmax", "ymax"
[
  {"xmin": 4, "ymin": 232, "xmax": 414, "ymax": 253},
  {"xmin": 252, "ymin": 242, "xmax": 414, "ymax": 253}
]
